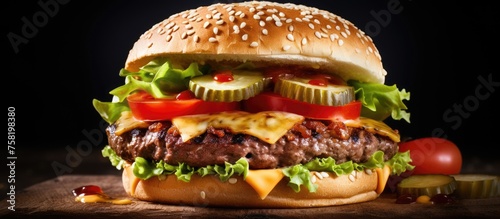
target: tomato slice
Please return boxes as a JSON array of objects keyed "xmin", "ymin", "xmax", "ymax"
[
  {"xmin": 127, "ymin": 91, "xmax": 240, "ymax": 121},
  {"xmin": 242, "ymin": 92, "xmax": 361, "ymax": 120}
]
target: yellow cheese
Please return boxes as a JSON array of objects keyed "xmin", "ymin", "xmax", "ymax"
[
  {"xmin": 172, "ymin": 111, "xmax": 304, "ymax": 144},
  {"xmin": 343, "ymin": 117, "xmax": 401, "ymax": 142},
  {"xmin": 114, "ymin": 111, "xmax": 151, "ymax": 136},
  {"xmin": 245, "ymin": 169, "xmax": 285, "ymax": 200},
  {"xmin": 375, "ymin": 165, "xmax": 391, "ymax": 194}
]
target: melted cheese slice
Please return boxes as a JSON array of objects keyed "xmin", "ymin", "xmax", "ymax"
[
  {"xmin": 343, "ymin": 117, "xmax": 401, "ymax": 142},
  {"xmin": 375, "ymin": 165, "xmax": 391, "ymax": 194},
  {"xmin": 114, "ymin": 111, "xmax": 150, "ymax": 136},
  {"xmin": 172, "ymin": 111, "xmax": 304, "ymax": 144},
  {"xmin": 245, "ymin": 169, "xmax": 285, "ymax": 200}
]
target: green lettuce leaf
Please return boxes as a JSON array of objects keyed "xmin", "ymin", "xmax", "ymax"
[
  {"xmin": 93, "ymin": 58, "xmax": 205, "ymax": 124},
  {"xmin": 348, "ymin": 80, "xmax": 410, "ymax": 123},
  {"xmin": 102, "ymin": 146, "xmax": 414, "ymax": 193}
]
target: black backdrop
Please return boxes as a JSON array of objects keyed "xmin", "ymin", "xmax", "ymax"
[{"xmin": 3, "ymin": 0, "xmax": 499, "ymax": 190}]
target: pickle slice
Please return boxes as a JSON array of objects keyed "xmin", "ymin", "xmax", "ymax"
[
  {"xmin": 451, "ymin": 174, "xmax": 499, "ymax": 199},
  {"xmin": 274, "ymin": 77, "xmax": 354, "ymax": 106},
  {"xmin": 189, "ymin": 70, "xmax": 267, "ymax": 102},
  {"xmin": 397, "ymin": 175, "xmax": 457, "ymax": 197}
]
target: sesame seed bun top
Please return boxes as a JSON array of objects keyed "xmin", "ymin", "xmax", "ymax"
[{"xmin": 125, "ymin": 1, "xmax": 387, "ymax": 84}]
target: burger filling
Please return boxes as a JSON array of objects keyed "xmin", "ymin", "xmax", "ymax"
[{"xmin": 95, "ymin": 58, "xmax": 414, "ymax": 193}]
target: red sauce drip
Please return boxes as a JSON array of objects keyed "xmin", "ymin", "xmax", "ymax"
[
  {"xmin": 176, "ymin": 90, "xmax": 196, "ymax": 100},
  {"xmin": 213, "ymin": 70, "xmax": 234, "ymax": 82},
  {"xmin": 72, "ymin": 185, "xmax": 132, "ymax": 205},
  {"xmin": 72, "ymin": 185, "xmax": 103, "ymax": 196}
]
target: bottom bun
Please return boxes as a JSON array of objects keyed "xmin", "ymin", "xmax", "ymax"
[{"xmin": 122, "ymin": 165, "xmax": 380, "ymax": 208}]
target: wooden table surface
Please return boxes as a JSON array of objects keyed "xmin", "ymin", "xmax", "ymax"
[{"xmin": 1, "ymin": 174, "xmax": 499, "ymax": 219}]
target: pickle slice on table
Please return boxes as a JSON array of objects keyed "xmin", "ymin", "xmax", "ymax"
[
  {"xmin": 397, "ymin": 174, "xmax": 457, "ymax": 197},
  {"xmin": 274, "ymin": 77, "xmax": 354, "ymax": 106},
  {"xmin": 451, "ymin": 174, "xmax": 499, "ymax": 199},
  {"xmin": 189, "ymin": 70, "xmax": 267, "ymax": 102}
]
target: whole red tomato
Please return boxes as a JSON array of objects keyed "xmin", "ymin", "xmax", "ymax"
[{"xmin": 398, "ymin": 137, "xmax": 462, "ymax": 175}]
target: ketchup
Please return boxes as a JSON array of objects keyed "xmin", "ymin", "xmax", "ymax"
[
  {"xmin": 72, "ymin": 185, "xmax": 132, "ymax": 205},
  {"xmin": 213, "ymin": 70, "xmax": 234, "ymax": 82}
]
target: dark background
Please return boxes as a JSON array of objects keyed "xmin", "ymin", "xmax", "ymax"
[{"xmin": 3, "ymin": 0, "xmax": 499, "ymax": 196}]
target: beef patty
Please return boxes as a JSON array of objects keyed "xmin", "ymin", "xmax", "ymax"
[{"xmin": 106, "ymin": 119, "xmax": 398, "ymax": 169}]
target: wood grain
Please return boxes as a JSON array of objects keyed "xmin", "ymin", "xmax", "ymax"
[{"xmin": 1, "ymin": 174, "xmax": 499, "ymax": 218}]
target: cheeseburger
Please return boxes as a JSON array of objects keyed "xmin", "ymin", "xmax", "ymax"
[{"xmin": 93, "ymin": 1, "xmax": 413, "ymax": 208}]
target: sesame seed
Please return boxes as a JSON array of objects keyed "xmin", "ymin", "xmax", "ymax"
[
  {"xmin": 205, "ymin": 14, "xmax": 212, "ymax": 19},
  {"xmin": 240, "ymin": 22, "xmax": 246, "ymax": 28},
  {"xmin": 181, "ymin": 32, "xmax": 187, "ymax": 39},
  {"xmin": 229, "ymin": 15, "xmax": 235, "ymax": 22},
  {"xmin": 249, "ymin": 41, "xmax": 259, "ymax": 47},
  {"xmin": 308, "ymin": 23, "xmax": 314, "ymax": 29},
  {"xmin": 338, "ymin": 39, "xmax": 344, "ymax": 46},
  {"xmin": 348, "ymin": 174, "xmax": 355, "ymax": 182},
  {"xmin": 275, "ymin": 21, "xmax": 283, "ymax": 27},
  {"xmin": 213, "ymin": 12, "xmax": 221, "ymax": 19},
  {"xmin": 286, "ymin": 33, "xmax": 294, "ymax": 41},
  {"xmin": 253, "ymin": 14, "xmax": 261, "ymax": 20},
  {"xmin": 314, "ymin": 172, "xmax": 323, "ymax": 179},
  {"xmin": 259, "ymin": 20, "xmax": 265, "ymax": 27},
  {"xmin": 242, "ymin": 34, "xmax": 248, "ymax": 41},
  {"xmin": 262, "ymin": 29, "xmax": 268, "ymax": 35},
  {"xmin": 314, "ymin": 31, "xmax": 322, "ymax": 39},
  {"xmin": 216, "ymin": 20, "xmax": 225, "ymax": 25},
  {"xmin": 313, "ymin": 19, "xmax": 320, "ymax": 24},
  {"xmin": 282, "ymin": 45, "xmax": 291, "ymax": 51},
  {"xmin": 365, "ymin": 169, "xmax": 373, "ymax": 175},
  {"xmin": 209, "ymin": 37, "xmax": 217, "ymax": 43},
  {"xmin": 266, "ymin": 16, "xmax": 273, "ymax": 22},
  {"xmin": 301, "ymin": 37, "xmax": 307, "ymax": 45},
  {"xmin": 200, "ymin": 191, "xmax": 206, "ymax": 199},
  {"xmin": 321, "ymin": 172, "xmax": 329, "ymax": 178},
  {"xmin": 228, "ymin": 178, "xmax": 238, "ymax": 184},
  {"xmin": 285, "ymin": 18, "xmax": 292, "ymax": 23},
  {"xmin": 213, "ymin": 27, "xmax": 219, "ymax": 35},
  {"xmin": 351, "ymin": 171, "xmax": 357, "ymax": 179},
  {"xmin": 311, "ymin": 175, "xmax": 317, "ymax": 183},
  {"xmin": 194, "ymin": 35, "xmax": 200, "ymax": 42},
  {"xmin": 341, "ymin": 32, "xmax": 347, "ymax": 38},
  {"xmin": 203, "ymin": 21, "xmax": 210, "ymax": 29},
  {"xmin": 166, "ymin": 35, "xmax": 172, "ymax": 42},
  {"xmin": 288, "ymin": 25, "xmax": 294, "ymax": 32},
  {"xmin": 173, "ymin": 25, "xmax": 179, "ymax": 32},
  {"xmin": 166, "ymin": 22, "xmax": 175, "ymax": 29},
  {"xmin": 147, "ymin": 42, "xmax": 153, "ymax": 48},
  {"xmin": 187, "ymin": 30, "xmax": 195, "ymax": 36}
]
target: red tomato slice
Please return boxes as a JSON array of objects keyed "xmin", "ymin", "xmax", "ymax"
[
  {"xmin": 242, "ymin": 92, "xmax": 361, "ymax": 120},
  {"xmin": 398, "ymin": 137, "xmax": 462, "ymax": 175},
  {"xmin": 127, "ymin": 91, "xmax": 240, "ymax": 121}
]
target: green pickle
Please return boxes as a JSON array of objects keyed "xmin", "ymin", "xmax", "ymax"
[
  {"xmin": 397, "ymin": 174, "xmax": 457, "ymax": 197},
  {"xmin": 189, "ymin": 70, "xmax": 268, "ymax": 102},
  {"xmin": 274, "ymin": 77, "xmax": 354, "ymax": 106},
  {"xmin": 451, "ymin": 174, "xmax": 500, "ymax": 199}
]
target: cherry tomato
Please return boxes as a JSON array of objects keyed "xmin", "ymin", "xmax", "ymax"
[
  {"xmin": 127, "ymin": 91, "xmax": 240, "ymax": 121},
  {"xmin": 242, "ymin": 92, "xmax": 361, "ymax": 120},
  {"xmin": 398, "ymin": 137, "xmax": 462, "ymax": 175}
]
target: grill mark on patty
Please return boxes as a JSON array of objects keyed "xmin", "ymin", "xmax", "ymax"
[{"xmin": 106, "ymin": 119, "xmax": 398, "ymax": 169}]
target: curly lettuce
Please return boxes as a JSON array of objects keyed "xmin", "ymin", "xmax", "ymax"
[
  {"xmin": 102, "ymin": 146, "xmax": 414, "ymax": 193},
  {"xmin": 348, "ymin": 80, "xmax": 411, "ymax": 123}
]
